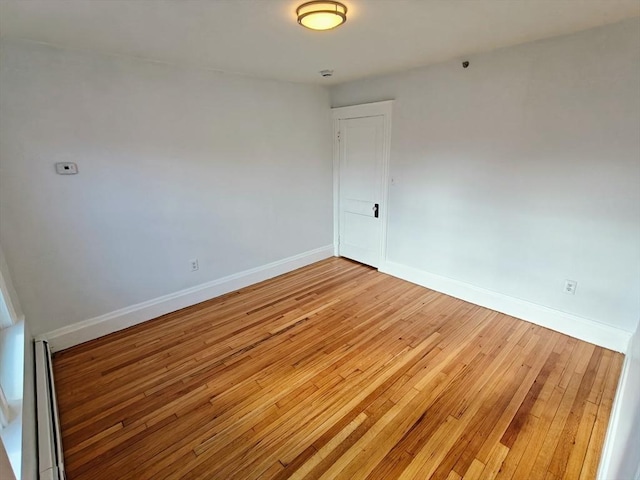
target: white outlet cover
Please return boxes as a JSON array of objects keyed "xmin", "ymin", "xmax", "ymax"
[
  {"xmin": 563, "ymin": 280, "xmax": 577, "ymax": 295},
  {"xmin": 55, "ymin": 162, "xmax": 78, "ymax": 175}
]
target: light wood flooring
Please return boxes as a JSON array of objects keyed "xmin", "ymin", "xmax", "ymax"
[{"xmin": 53, "ymin": 257, "xmax": 624, "ymax": 480}]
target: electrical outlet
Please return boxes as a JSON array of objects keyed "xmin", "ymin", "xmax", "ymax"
[
  {"xmin": 55, "ymin": 162, "xmax": 78, "ymax": 175},
  {"xmin": 190, "ymin": 259, "xmax": 199, "ymax": 272},
  {"xmin": 563, "ymin": 279, "xmax": 577, "ymax": 295}
]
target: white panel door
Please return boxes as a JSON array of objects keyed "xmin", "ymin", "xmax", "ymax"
[{"xmin": 338, "ymin": 115, "xmax": 385, "ymax": 267}]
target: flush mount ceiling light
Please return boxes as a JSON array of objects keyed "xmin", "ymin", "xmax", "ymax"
[{"xmin": 297, "ymin": 1, "xmax": 347, "ymax": 31}]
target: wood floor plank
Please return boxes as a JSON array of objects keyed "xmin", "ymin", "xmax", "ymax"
[
  {"xmin": 579, "ymin": 353, "xmax": 624, "ymax": 480},
  {"xmin": 53, "ymin": 257, "xmax": 624, "ymax": 480},
  {"xmin": 481, "ymin": 443, "xmax": 510, "ymax": 479}
]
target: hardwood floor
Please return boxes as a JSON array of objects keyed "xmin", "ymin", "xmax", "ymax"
[{"xmin": 53, "ymin": 258, "xmax": 623, "ymax": 480}]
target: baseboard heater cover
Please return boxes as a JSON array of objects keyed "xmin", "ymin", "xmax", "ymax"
[{"xmin": 35, "ymin": 340, "xmax": 65, "ymax": 480}]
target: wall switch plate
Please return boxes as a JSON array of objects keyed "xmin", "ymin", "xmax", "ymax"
[
  {"xmin": 55, "ymin": 162, "xmax": 78, "ymax": 175},
  {"xmin": 190, "ymin": 259, "xmax": 199, "ymax": 272},
  {"xmin": 563, "ymin": 279, "xmax": 577, "ymax": 295}
]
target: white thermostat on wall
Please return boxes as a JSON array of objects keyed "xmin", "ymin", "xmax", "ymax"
[{"xmin": 55, "ymin": 162, "xmax": 78, "ymax": 175}]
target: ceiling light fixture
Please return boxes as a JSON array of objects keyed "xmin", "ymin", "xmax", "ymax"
[{"xmin": 297, "ymin": 1, "xmax": 347, "ymax": 31}]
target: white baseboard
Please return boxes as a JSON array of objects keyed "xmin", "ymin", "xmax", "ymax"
[
  {"xmin": 40, "ymin": 245, "xmax": 334, "ymax": 352},
  {"xmin": 378, "ymin": 260, "xmax": 631, "ymax": 353},
  {"xmin": 597, "ymin": 327, "xmax": 640, "ymax": 480},
  {"xmin": 597, "ymin": 348, "xmax": 633, "ymax": 479}
]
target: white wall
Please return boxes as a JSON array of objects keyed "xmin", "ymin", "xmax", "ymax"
[
  {"xmin": 0, "ymin": 40, "xmax": 333, "ymax": 337},
  {"xmin": 331, "ymin": 19, "xmax": 640, "ymax": 337}
]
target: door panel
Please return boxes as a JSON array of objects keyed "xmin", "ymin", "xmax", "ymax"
[
  {"xmin": 339, "ymin": 115, "xmax": 384, "ymax": 267},
  {"xmin": 343, "ymin": 198, "xmax": 376, "ymax": 217}
]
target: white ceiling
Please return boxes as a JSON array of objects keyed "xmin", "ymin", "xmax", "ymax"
[{"xmin": 1, "ymin": 0, "xmax": 638, "ymax": 85}]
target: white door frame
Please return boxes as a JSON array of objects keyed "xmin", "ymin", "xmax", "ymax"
[{"xmin": 332, "ymin": 100, "xmax": 393, "ymax": 267}]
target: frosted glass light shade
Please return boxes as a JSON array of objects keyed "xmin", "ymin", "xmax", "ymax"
[{"xmin": 297, "ymin": 1, "xmax": 347, "ymax": 31}]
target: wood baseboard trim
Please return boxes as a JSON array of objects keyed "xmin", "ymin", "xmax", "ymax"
[
  {"xmin": 40, "ymin": 245, "xmax": 335, "ymax": 352},
  {"xmin": 379, "ymin": 260, "xmax": 631, "ymax": 353}
]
